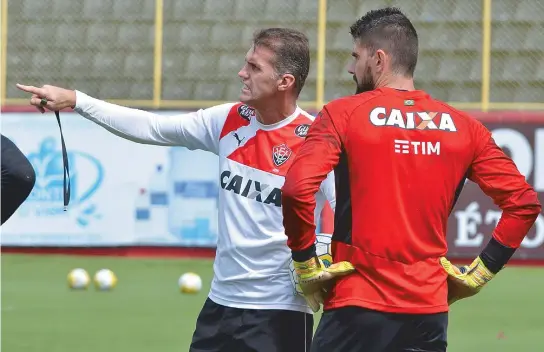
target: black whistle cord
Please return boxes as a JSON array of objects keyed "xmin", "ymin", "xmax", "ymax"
[{"xmin": 54, "ymin": 111, "xmax": 71, "ymax": 210}]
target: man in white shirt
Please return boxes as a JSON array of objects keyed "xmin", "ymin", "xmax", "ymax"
[{"xmin": 17, "ymin": 28, "xmax": 335, "ymax": 352}]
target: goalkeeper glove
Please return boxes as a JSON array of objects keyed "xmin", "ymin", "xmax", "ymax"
[
  {"xmin": 439, "ymin": 256, "xmax": 495, "ymax": 305},
  {"xmin": 293, "ymin": 256, "xmax": 355, "ymax": 312}
]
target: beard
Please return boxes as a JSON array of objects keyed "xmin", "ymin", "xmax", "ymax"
[{"xmin": 354, "ymin": 66, "xmax": 375, "ymax": 94}]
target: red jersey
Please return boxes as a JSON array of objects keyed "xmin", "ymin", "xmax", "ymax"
[{"xmin": 282, "ymin": 87, "xmax": 541, "ymax": 314}]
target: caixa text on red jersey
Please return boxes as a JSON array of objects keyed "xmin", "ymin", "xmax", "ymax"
[{"xmin": 369, "ymin": 107, "xmax": 458, "ymax": 132}]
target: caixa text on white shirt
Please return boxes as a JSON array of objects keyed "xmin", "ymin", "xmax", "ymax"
[{"xmin": 220, "ymin": 170, "xmax": 282, "ymax": 207}]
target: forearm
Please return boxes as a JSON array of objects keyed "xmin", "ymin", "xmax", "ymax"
[
  {"xmin": 492, "ymin": 204, "xmax": 541, "ymax": 249},
  {"xmin": 480, "ymin": 202, "xmax": 541, "ymax": 273},
  {"xmin": 282, "ymin": 183, "xmax": 320, "ymax": 254},
  {"xmin": 73, "ymin": 91, "xmax": 180, "ymax": 146}
]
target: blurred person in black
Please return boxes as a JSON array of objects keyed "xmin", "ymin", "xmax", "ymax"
[{"xmin": 1, "ymin": 134, "xmax": 36, "ymax": 225}]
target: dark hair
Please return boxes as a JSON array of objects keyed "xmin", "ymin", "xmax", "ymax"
[
  {"xmin": 252, "ymin": 28, "xmax": 310, "ymax": 96},
  {"xmin": 350, "ymin": 7, "xmax": 418, "ymax": 77}
]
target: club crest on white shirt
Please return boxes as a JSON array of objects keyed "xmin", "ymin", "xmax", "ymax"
[{"xmin": 272, "ymin": 143, "xmax": 292, "ymax": 167}]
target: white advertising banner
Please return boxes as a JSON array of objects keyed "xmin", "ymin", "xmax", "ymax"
[
  {"xmin": 4, "ymin": 111, "xmax": 540, "ymax": 257},
  {"xmin": 1, "ymin": 111, "xmax": 220, "ymax": 247}
]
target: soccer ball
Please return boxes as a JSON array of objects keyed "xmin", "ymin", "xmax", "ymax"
[
  {"xmin": 67, "ymin": 268, "xmax": 90, "ymax": 290},
  {"xmin": 178, "ymin": 272, "xmax": 202, "ymax": 294},
  {"xmin": 93, "ymin": 269, "xmax": 117, "ymax": 291},
  {"xmin": 289, "ymin": 234, "xmax": 333, "ymax": 296}
]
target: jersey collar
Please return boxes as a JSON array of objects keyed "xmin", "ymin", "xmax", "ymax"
[{"xmin": 254, "ymin": 106, "xmax": 302, "ymax": 131}]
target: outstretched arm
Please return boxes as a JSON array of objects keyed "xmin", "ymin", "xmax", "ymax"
[{"xmin": 16, "ymin": 84, "xmax": 232, "ymax": 153}]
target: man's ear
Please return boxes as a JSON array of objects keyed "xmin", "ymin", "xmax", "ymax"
[
  {"xmin": 375, "ymin": 49, "xmax": 387, "ymax": 73},
  {"xmin": 277, "ymin": 74, "xmax": 296, "ymax": 92}
]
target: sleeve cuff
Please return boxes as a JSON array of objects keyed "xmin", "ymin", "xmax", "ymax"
[
  {"xmin": 291, "ymin": 243, "xmax": 317, "ymax": 262},
  {"xmin": 73, "ymin": 90, "xmax": 90, "ymax": 111},
  {"xmin": 480, "ymin": 236, "xmax": 516, "ymax": 274}
]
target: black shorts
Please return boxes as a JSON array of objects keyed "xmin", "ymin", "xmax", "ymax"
[
  {"xmin": 190, "ymin": 297, "xmax": 313, "ymax": 352},
  {"xmin": 312, "ymin": 306, "xmax": 448, "ymax": 352}
]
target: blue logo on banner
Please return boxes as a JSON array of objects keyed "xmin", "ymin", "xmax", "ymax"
[{"xmin": 24, "ymin": 137, "xmax": 104, "ymax": 226}]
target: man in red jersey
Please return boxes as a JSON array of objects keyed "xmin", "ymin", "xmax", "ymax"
[{"xmin": 281, "ymin": 7, "xmax": 541, "ymax": 352}]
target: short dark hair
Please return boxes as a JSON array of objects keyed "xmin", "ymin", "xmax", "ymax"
[
  {"xmin": 350, "ymin": 7, "xmax": 418, "ymax": 77},
  {"xmin": 252, "ymin": 28, "xmax": 310, "ymax": 96}
]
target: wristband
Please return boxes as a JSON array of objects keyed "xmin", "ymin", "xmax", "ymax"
[
  {"xmin": 479, "ymin": 237, "xmax": 516, "ymax": 274},
  {"xmin": 292, "ymin": 243, "xmax": 317, "ymax": 262}
]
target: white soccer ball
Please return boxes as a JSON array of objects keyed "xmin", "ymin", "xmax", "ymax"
[
  {"xmin": 93, "ymin": 269, "xmax": 117, "ymax": 291},
  {"xmin": 67, "ymin": 268, "xmax": 90, "ymax": 290},
  {"xmin": 289, "ymin": 234, "xmax": 333, "ymax": 296},
  {"xmin": 178, "ymin": 272, "xmax": 202, "ymax": 294}
]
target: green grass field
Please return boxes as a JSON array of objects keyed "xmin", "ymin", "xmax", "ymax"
[{"xmin": 1, "ymin": 254, "xmax": 542, "ymax": 351}]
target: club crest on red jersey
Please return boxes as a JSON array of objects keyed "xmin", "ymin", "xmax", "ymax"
[
  {"xmin": 238, "ymin": 104, "xmax": 256, "ymax": 121},
  {"xmin": 272, "ymin": 144, "xmax": 292, "ymax": 167}
]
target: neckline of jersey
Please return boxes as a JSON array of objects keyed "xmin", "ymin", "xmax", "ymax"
[
  {"xmin": 377, "ymin": 87, "xmax": 429, "ymax": 98},
  {"xmin": 253, "ymin": 106, "xmax": 302, "ymax": 131}
]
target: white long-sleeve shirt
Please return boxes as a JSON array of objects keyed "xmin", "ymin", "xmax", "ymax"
[{"xmin": 74, "ymin": 91, "xmax": 335, "ymax": 313}]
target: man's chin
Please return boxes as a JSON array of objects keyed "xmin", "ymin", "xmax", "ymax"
[
  {"xmin": 239, "ymin": 92, "xmax": 252, "ymax": 103},
  {"xmin": 240, "ymin": 96, "xmax": 261, "ymax": 109}
]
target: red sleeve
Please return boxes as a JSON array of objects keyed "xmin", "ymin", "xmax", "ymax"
[
  {"xmin": 468, "ymin": 123, "xmax": 541, "ymax": 248},
  {"xmin": 319, "ymin": 203, "xmax": 335, "ymax": 234},
  {"xmin": 282, "ymin": 106, "xmax": 345, "ymax": 253}
]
